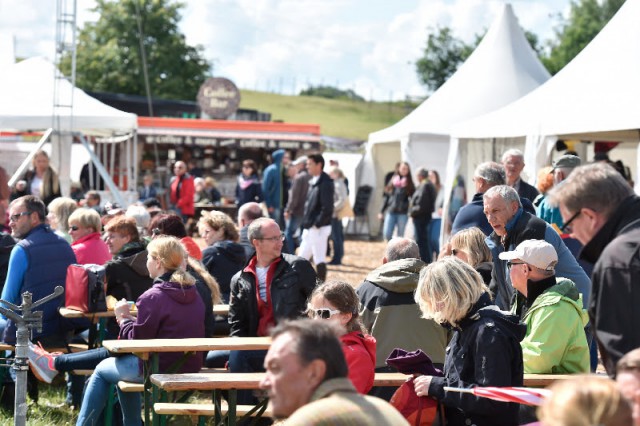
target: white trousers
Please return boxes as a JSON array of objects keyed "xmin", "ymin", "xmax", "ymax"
[{"xmin": 298, "ymin": 225, "xmax": 332, "ymax": 266}]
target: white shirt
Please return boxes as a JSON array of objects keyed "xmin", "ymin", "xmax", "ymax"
[{"xmin": 256, "ymin": 266, "xmax": 269, "ymax": 302}]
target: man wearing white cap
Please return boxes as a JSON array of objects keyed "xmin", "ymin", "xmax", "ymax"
[{"xmin": 500, "ymin": 239, "xmax": 590, "ymax": 374}]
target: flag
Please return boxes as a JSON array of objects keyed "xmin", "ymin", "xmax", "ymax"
[{"xmin": 444, "ymin": 386, "xmax": 552, "ymax": 406}]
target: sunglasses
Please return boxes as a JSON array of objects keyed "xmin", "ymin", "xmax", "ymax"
[
  {"xmin": 69, "ymin": 225, "xmax": 80, "ymax": 231},
  {"xmin": 310, "ymin": 308, "xmax": 341, "ymax": 319},
  {"xmin": 507, "ymin": 261, "xmax": 526, "ymax": 269},
  {"xmin": 152, "ymin": 228, "xmax": 162, "ymax": 236},
  {"xmin": 9, "ymin": 211, "xmax": 31, "ymax": 222}
]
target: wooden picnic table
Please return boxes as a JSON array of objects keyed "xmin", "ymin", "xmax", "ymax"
[
  {"xmin": 59, "ymin": 307, "xmax": 126, "ymax": 348},
  {"xmin": 103, "ymin": 337, "xmax": 271, "ymax": 426}
]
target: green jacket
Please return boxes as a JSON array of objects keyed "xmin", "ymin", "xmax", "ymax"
[
  {"xmin": 285, "ymin": 378, "xmax": 409, "ymax": 425},
  {"xmin": 513, "ymin": 278, "xmax": 590, "ymax": 374}
]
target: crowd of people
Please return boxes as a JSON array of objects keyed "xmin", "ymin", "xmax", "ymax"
[{"xmin": 0, "ymin": 146, "xmax": 638, "ymax": 425}]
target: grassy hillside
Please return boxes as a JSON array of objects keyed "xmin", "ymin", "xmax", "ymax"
[{"xmin": 239, "ymin": 90, "xmax": 418, "ymax": 141}]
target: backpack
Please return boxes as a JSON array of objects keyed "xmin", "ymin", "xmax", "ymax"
[
  {"xmin": 65, "ymin": 264, "xmax": 107, "ymax": 312},
  {"xmin": 390, "ymin": 377, "xmax": 444, "ymax": 426}
]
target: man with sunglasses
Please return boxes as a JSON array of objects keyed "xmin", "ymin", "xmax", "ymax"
[
  {"xmin": 0, "ymin": 195, "xmax": 76, "ymax": 345},
  {"xmin": 500, "ymin": 239, "xmax": 589, "ymax": 375},
  {"xmin": 549, "ymin": 162, "xmax": 640, "ymax": 377},
  {"xmin": 228, "ymin": 217, "xmax": 317, "ymax": 404}
]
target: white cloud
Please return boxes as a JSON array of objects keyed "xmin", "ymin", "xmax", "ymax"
[{"xmin": 0, "ymin": 0, "xmax": 571, "ymax": 100}]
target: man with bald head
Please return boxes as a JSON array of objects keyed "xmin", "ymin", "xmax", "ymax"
[
  {"xmin": 357, "ymin": 237, "xmax": 448, "ymax": 400},
  {"xmin": 169, "ymin": 160, "xmax": 195, "ymax": 222}
]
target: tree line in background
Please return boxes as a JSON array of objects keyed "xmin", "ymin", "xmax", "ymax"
[
  {"xmin": 416, "ymin": 0, "xmax": 626, "ymax": 92},
  {"xmin": 62, "ymin": 0, "xmax": 625, "ymax": 102}
]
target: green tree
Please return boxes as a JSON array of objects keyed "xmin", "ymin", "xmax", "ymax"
[
  {"xmin": 543, "ymin": 0, "xmax": 625, "ymax": 74},
  {"xmin": 61, "ymin": 0, "xmax": 211, "ymax": 101},
  {"xmin": 415, "ymin": 27, "xmax": 543, "ymax": 92},
  {"xmin": 415, "ymin": 27, "xmax": 469, "ymax": 92},
  {"xmin": 299, "ymin": 85, "xmax": 365, "ymax": 101}
]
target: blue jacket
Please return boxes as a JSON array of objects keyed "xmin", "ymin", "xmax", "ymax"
[
  {"xmin": 485, "ymin": 210, "xmax": 591, "ymax": 311},
  {"xmin": 451, "ymin": 193, "xmax": 537, "ymax": 236},
  {"xmin": 2, "ymin": 224, "xmax": 76, "ymax": 343},
  {"xmin": 262, "ymin": 149, "xmax": 285, "ymax": 209}
]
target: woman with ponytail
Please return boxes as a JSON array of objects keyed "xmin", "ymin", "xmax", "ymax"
[{"xmin": 74, "ymin": 236, "xmax": 205, "ymax": 425}]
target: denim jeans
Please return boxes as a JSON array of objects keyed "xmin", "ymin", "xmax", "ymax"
[
  {"xmin": 412, "ymin": 217, "xmax": 431, "ymax": 263},
  {"xmin": 428, "ymin": 218, "xmax": 442, "ymax": 262},
  {"xmin": 284, "ymin": 214, "xmax": 303, "ymax": 254},
  {"xmin": 383, "ymin": 213, "xmax": 408, "ymax": 241},
  {"xmin": 76, "ymin": 354, "xmax": 143, "ymax": 426},
  {"xmin": 229, "ymin": 349, "xmax": 267, "ymax": 405},
  {"xmin": 330, "ymin": 218, "xmax": 344, "ymax": 264}
]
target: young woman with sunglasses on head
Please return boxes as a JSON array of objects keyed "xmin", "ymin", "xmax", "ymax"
[
  {"xmin": 442, "ymin": 227, "xmax": 493, "ymax": 286},
  {"xmin": 307, "ymin": 280, "xmax": 376, "ymax": 394}
]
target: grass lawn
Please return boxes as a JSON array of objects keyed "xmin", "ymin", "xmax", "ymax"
[{"xmin": 239, "ymin": 90, "xmax": 417, "ymax": 141}]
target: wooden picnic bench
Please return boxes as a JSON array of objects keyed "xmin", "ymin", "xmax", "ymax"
[
  {"xmin": 102, "ymin": 337, "xmax": 271, "ymax": 426},
  {"xmin": 149, "ymin": 371, "xmax": 409, "ymax": 426}
]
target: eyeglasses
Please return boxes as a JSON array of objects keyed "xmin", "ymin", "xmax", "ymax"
[
  {"xmin": 152, "ymin": 228, "xmax": 162, "ymax": 236},
  {"xmin": 69, "ymin": 225, "xmax": 80, "ymax": 231},
  {"xmin": 561, "ymin": 210, "xmax": 581, "ymax": 234},
  {"xmin": 257, "ymin": 233, "xmax": 285, "ymax": 242},
  {"xmin": 310, "ymin": 308, "xmax": 341, "ymax": 319},
  {"xmin": 9, "ymin": 211, "xmax": 31, "ymax": 222},
  {"xmin": 507, "ymin": 261, "xmax": 526, "ymax": 269}
]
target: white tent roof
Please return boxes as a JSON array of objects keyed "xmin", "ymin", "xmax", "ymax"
[
  {"xmin": 368, "ymin": 3, "xmax": 550, "ymax": 144},
  {"xmin": 0, "ymin": 57, "xmax": 137, "ymax": 135},
  {"xmin": 452, "ymin": 0, "xmax": 640, "ymax": 141}
]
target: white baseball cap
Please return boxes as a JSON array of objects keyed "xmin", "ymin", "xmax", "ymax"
[{"xmin": 499, "ymin": 239, "xmax": 558, "ymax": 271}]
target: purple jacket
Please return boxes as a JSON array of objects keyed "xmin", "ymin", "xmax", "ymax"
[{"xmin": 119, "ymin": 278, "xmax": 205, "ymax": 373}]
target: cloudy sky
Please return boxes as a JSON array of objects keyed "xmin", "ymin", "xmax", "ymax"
[{"xmin": 0, "ymin": 0, "xmax": 571, "ymax": 101}]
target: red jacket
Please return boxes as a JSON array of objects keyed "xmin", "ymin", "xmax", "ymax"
[
  {"xmin": 170, "ymin": 174, "xmax": 195, "ymax": 216},
  {"xmin": 341, "ymin": 331, "xmax": 376, "ymax": 394},
  {"xmin": 71, "ymin": 232, "xmax": 111, "ymax": 265}
]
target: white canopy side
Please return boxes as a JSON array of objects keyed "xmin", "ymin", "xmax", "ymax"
[
  {"xmin": 360, "ymin": 3, "xmax": 550, "ymax": 235},
  {"xmin": 0, "ymin": 57, "xmax": 137, "ymax": 134},
  {"xmin": 452, "ymin": 0, "xmax": 640, "ymax": 186}
]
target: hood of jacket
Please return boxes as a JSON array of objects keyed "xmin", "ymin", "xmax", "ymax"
[
  {"xmin": 341, "ymin": 330, "xmax": 376, "ymax": 365},
  {"xmin": 152, "ymin": 276, "xmax": 199, "ymax": 305},
  {"xmin": 460, "ymin": 292, "xmax": 526, "ymax": 342},
  {"xmin": 364, "ymin": 258, "xmax": 426, "ymax": 293},
  {"xmin": 271, "ymin": 149, "xmax": 285, "ymax": 166},
  {"xmin": 309, "ymin": 377, "xmax": 356, "ymax": 402},
  {"xmin": 213, "ymin": 240, "xmax": 247, "ymax": 264},
  {"xmin": 581, "ymin": 195, "xmax": 640, "ymax": 264},
  {"xmin": 121, "ymin": 246, "xmax": 150, "ymax": 277},
  {"xmin": 526, "ymin": 279, "xmax": 588, "ymax": 326}
]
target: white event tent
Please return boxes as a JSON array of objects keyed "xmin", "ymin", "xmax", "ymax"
[
  {"xmin": 0, "ymin": 57, "xmax": 138, "ymax": 204},
  {"xmin": 450, "ymin": 0, "xmax": 640, "ymax": 195},
  {"xmin": 359, "ymin": 3, "xmax": 550, "ymax": 235}
]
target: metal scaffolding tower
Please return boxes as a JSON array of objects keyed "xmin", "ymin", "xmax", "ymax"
[{"xmin": 51, "ymin": 0, "xmax": 77, "ymax": 197}]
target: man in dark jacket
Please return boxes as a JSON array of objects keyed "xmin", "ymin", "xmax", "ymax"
[
  {"xmin": 483, "ymin": 185, "xmax": 590, "ymax": 312},
  {"xmin": 228, "ymin": 217, "xmax": 317, "ymax": 402},
  {"xmin": 1, "ymin": 195, "xmax": 76, "ymax": 345},
  {"xmin": 502, "ymin": 149, "xmax": 539, "ymax": 202},
  {"xmin": 410, "ymin": 168, "xmax": 436, "ymax": 262},
  {"xmin": 357, "ymin": 237, "xmax": 448, "ymax": 400},
  {"xmin": 283, "ymin": 155, "xmax": 310, "ymax": 254},
  {"xmin": 298, "ymin": 153, "xmax": 334, "ymax": 281},
  {"xmin": 549, "ymin": 162, "xmax": 640, "ymax": 377}
]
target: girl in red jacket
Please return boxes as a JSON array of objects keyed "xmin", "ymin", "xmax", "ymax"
[{"xmin": 307, "ymin": 280, "xmax": 376, "ymax": 393}]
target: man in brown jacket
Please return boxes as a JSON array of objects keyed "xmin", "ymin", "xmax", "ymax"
[{"xmin": 260, "ymin": 319, "xmax": 408, "ymax": 425}]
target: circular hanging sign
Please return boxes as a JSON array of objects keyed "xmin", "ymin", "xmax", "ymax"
[{"xmin": 197, "ymin": 77, "xmax": 241, "ymax": 119}]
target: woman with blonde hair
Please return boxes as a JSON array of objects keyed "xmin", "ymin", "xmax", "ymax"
[
  {"xmin": 75, "ymin": 236, "xmax": 205, "ymax": 425},
  {"xmin": 538, "ymin": 375, "xmax": 632, "ymax": 426},
  {"xmin": 413, "ymin": 257, "xmax": 525, "ymax": 426},
  {"xmin": 46, "ymin": 197, "xmax": 78, "ymax": 243},
  {"xmin": 23, "ymin": 149, "xmax": 61, "ymax": 206},
  {"xmin": 198, "ymin": 210, "xmax": 245, "ymax": 303},
  {"xmin": 68, "ymin": 208, "xmax": 111, "ymax": 265},
  {"xmin": 307, "ymin": 280, "xmax": 376, "ymax": 394},
  {"xmin": 444, "ymin": 227, "xmax": 493, "ymax": 285}
]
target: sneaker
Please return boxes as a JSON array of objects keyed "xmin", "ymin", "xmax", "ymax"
[{"xmin": 28, "ymin": 341, "xmax": 60, "ymax": 384}]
